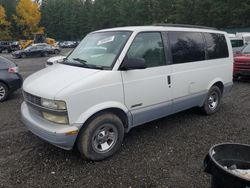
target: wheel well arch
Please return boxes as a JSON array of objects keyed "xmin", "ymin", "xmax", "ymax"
[
  {"xmin": 81, "ymin": 108, "xmax": 129, "ymax": 130},
  {"xmin": 212, "ymin": 81, "xmax": 224, "ymax": 94},
  {"xmin": 0, "ymin": 80, "xmax": 9, "ymax": 89}
]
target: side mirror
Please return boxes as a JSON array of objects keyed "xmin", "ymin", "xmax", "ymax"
[{"xmin": 120, "ymin": 58, "xmax": 146, "ymax": 70}]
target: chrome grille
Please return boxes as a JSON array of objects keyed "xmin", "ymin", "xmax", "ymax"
[{"xmin": 23, "ymin": 91, "xmax": 41, "ymax": 106}]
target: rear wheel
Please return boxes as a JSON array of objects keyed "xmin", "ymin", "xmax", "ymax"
[
  {"xmin": 0, "ymin": 82, "xmax": 8, "ymax": 102},
  {"xmin": 54, "ymin": 49, "xmax": 59, "ymax": 54},
  {"xmin": 43, "ymin": 51, "xmax": 49, "ymax": 57},
  {"xmin": 21, "ymin": 53, "xmax": 26, "ymax": 58},
  {"xmin": 201, "ymin": 85, "xmax": 222, "ymax": 115},
  {"xmin": 77, "ymin": 113, "xmax": 124, "ymax": 161}
]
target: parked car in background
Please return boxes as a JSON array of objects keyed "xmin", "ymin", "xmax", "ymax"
[
  {"xmin": 21, "ymin": 25, "xmax": 233, "ymax": 161},
  {"xmin": 0, "ymin": 41, "xmax": 20, "ymax": 53},
  {"xmin": 59, "ymin": 41, "xmax": 78, "ymax": 48},
  {"xmin": 230, "ymin": 37, "xmax": 245, "ymax": 55},
  {"xmin": 34, "ymin": 43, "xmax": 61, "ymax": 54},
  {"xmin": 12, "ymin": 43, "xmax": 60, "ymax": 58},
  {"xmin": 234, "ymin": 44, "xmax": 250, "ymax": 79},
  {"xmin": 0, "ymin": 56, "xmax": 23, "ymax": 102}
]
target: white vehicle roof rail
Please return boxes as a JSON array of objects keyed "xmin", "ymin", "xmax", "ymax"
[{"xmin": 153, "ymin": 23, "xmax": 218, "ymax": 30}]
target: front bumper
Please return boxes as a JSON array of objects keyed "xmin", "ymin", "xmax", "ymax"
[{"xmin": 21, "ymin": 102, "xmax": 79, "ymax": 150}]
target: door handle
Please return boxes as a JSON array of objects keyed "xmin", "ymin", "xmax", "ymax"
[{"xmin": 167, "ymin": 75, "xmax": 171, "ymax": 85}]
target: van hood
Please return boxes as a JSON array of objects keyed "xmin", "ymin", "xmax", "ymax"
[{"xmin": 23, "ymin": 64, "xmax": 100, "ymax": 99}]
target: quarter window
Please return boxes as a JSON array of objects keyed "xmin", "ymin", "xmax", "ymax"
[
  {"xmin": 204, "ymin": 33, "xmax": 229, "ymax": 59},
  {"xmin": 126, "ymin": 32, "xmax": 166, "ymax": 68},
  {"xmin": 169, "ymin": 31, "xmax": 205, "ymax": 64}
]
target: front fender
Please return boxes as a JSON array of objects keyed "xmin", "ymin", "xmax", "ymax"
[{"xmin": 75, "ymin": 101, "xmax": 131, "ymax": 128}]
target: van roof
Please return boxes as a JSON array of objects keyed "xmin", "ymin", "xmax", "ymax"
[{"xmin": 94, "ymin": 25, "xmax": 227, "ymax": 34}]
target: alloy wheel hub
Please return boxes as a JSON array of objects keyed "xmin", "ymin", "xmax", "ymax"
[{"xmin": 0, "ymin": 86, "xmax": 6, "ymax": 99}]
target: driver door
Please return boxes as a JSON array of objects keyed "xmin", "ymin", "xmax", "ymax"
[{"xmin": 121, "ymin": 32, "xmax": 172, "ymax": 127}]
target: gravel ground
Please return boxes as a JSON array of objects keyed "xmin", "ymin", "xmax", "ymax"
[{"xmin": 0, "ymin": 51, "xmax": 250, "ymax": 188}]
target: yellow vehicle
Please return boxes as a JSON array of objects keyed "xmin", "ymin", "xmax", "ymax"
[{"xmin": 19, "ymin": 34, "xmax": 56, "ymax": 49}]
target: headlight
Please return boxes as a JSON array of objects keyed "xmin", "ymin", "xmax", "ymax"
[
  {"xmin": 41, "ymin": 98, "xmax": 66, "ymax": 110},
  {"xmin": 42, "ymin": 112, "xmax": 69, "ymax": 124}
]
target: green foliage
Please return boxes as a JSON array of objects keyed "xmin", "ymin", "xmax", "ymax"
[
  {"xmin": 39, "ymin": 0, "xmax": 250, "ymax": 40},
  {"xmin": 0, "ymin": 5, "xmax": 11, "ymax": 40},
  {"xmin": 2, "ymin": 0, "xmax": 250, "ymax": 40},
  {"xmin": 0, "ymin": 0, "xmax": 17, "ymax": 19}
]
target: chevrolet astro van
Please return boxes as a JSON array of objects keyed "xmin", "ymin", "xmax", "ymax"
[{"xmin": 21, "ymin": 25, "xmax": 233, "ymax": 160}]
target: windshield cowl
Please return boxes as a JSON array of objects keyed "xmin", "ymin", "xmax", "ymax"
[{"xmin": 62, "ymin": 59, "xmax": 107, "ymax": 70}]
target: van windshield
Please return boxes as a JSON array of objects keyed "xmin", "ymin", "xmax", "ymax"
[{"xmin": 66, "ymin": 31, "xmax": 131, "ymax": 70}]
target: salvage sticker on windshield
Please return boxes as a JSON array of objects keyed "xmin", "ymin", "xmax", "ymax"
[{"xmin": 97, "ymin": 36, "xmax": 115, "ymax": 45}]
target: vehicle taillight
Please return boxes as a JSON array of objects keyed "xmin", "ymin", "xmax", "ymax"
[{"xmin": 8, "ymin": 67, "xmax": 19, "ymax": 73}]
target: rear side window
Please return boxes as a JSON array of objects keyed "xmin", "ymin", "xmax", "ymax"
[
  {"xmin": 204, "ymin": 33, "xmax": 229, "ymax": 59},
  {"xmin": 127, "ymin": 32, "xmax": 166, "ymax": 67},
  {"xmin": 169, "ymin": 31, "xmax": 205, "ymax": 64}
]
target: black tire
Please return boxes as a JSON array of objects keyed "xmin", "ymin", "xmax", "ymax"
[
  {"xmin": 0, "ymin": 82, "xmax": 8, "ymax": 102},
  {"xmin": 43, "ymin": 51, "xmax": 49, "ymax": 57},
  {"xmin": 233, "ymin": 74, "xmax": 239, "ymax": 81},
  {"xmin": 201, "ymin": 85, "xmax": 222, "ymax": 115},
  {"xmin": 77, "ymin": 112, "xmax": 124, "ymax": 161},
  {"xmin": 54, "ymin": 49, "xmax": 60, "ymax": 54},
  {"xmin": 21, "ymin": 53, "xmax": 26, "ymax": 58}
]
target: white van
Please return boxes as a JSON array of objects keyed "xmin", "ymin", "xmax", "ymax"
[{"xmin": 21, "ymin": 25, "xmax": 233, "ymax": 160}]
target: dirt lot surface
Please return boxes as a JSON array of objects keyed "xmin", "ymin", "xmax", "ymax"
[{"xmin": 0, "ymin": 50, "xmax": 250, "ymax": 188}]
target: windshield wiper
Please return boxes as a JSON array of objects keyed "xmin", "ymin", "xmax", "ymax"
[
  {"xmin": 73, "ymin": 58, "xmax": 87, "ymax": 63},
  {"xmin": 73, "ymin": 58, "xmax": 88, "ymax": 65},
  {"xmin": 62, "ymin": 58, "xmax": 105, "ymax": 70},
  {"xmin": 73, "ymin": 58, "xmax": 104, "ymax": 70}
]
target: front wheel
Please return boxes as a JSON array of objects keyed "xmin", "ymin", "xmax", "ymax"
[
  {"xmin": 54, "ymin": 49, "xmax": 60, "ymax": 54},
  {"xmin": 77, "ymin": 113, "xmax": 124, "ymax": 161},
  {"xmin": 0, "ymin": 82, "xmax": 8, "ymax": 102},
  {"xmin": 42, "ymin": 52, "xmax": 49, "ymax": 57},
  {"xmin": 21, "ymin": 53, "xmax": 26, "ymax": 58},
  {"xmin": 201, "ymin": 85, "xmax": 222, "ymax": 115}
]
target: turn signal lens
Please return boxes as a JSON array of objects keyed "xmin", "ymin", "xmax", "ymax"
[{"xmin": 42, "ymin": 112, "xmax": 69, "ymax": 124}]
